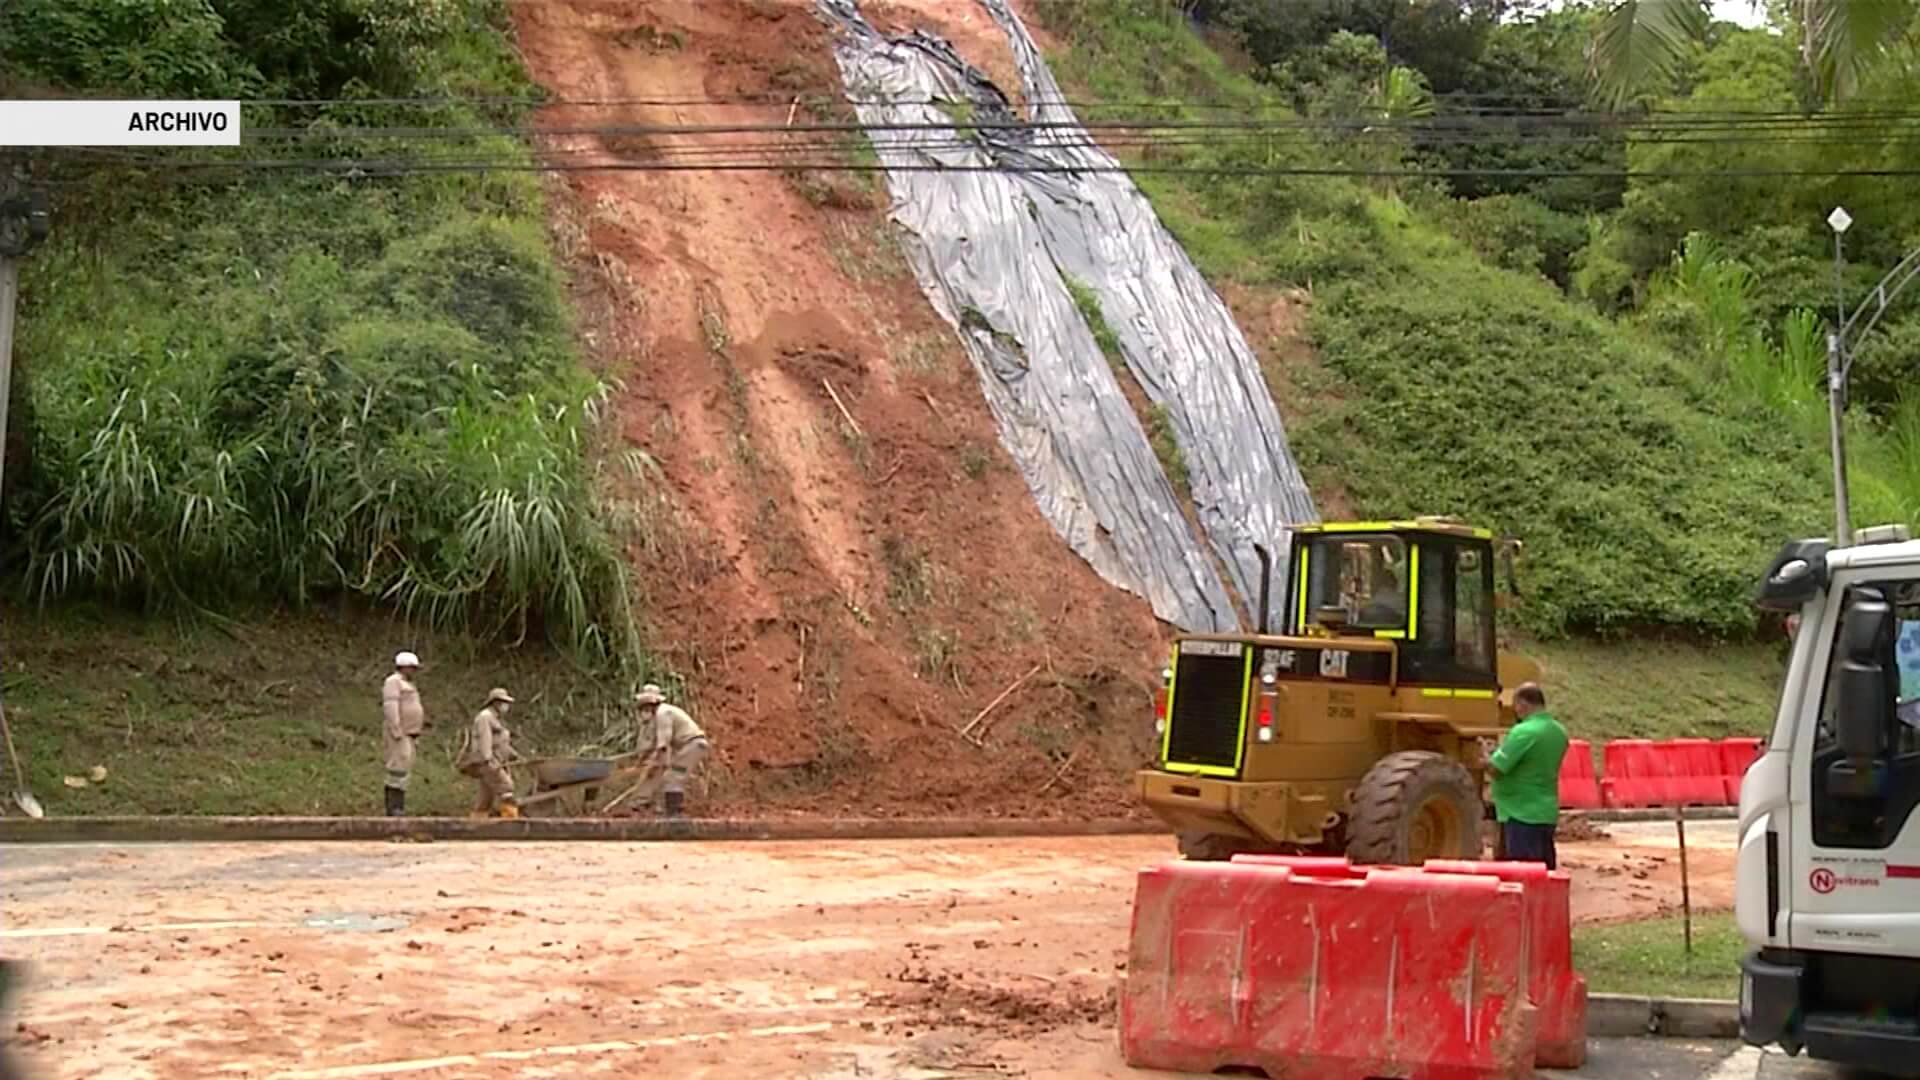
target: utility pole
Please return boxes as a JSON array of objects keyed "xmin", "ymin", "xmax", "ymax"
[
  {"xmin": 0, "ymin": 160, "xmax": 50, "ymax": 531},
  {"xmin": 1828, "ymin": 206, "xmax": 1853, "ymax": 547}
]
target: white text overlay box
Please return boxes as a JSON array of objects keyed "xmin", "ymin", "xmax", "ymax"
[{"xmin": 0, "ymin": 101, "xmax": 242, "ymax": 146}]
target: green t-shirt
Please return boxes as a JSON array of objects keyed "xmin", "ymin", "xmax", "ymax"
[{"xmin": 1489, "ymin": 711, "xmax": 1570, "ymax": 826}]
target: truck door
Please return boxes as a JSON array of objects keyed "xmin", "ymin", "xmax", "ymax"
[{"xmin": 1789, "ymin": 579, "xmax": 1920, "ymax": 960}]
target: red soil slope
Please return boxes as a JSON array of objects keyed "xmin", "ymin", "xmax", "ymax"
[{"xmin": 511, "ymin": 0, "xmax": 1168, "ymax": 817}]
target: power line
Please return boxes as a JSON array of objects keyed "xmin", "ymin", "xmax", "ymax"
[{"xmin": 41, "ymin": 146, "xmax": 1920, "ymax": 182}]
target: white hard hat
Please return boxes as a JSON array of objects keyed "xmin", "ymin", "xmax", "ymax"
[
  {"xmin": 635, "ymin": 683, "xmax": 665, "ymax": 705},
  {"xmin": 394, "ymin": 651, "xmax": 421, "ymax": 669}
]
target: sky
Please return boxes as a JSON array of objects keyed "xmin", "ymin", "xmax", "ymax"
[
  {"xmin": 1541, "ymin": 1, "xmax": 1771, "ymax": 31},
  {"xmin": 1710, "ymin": 0, "xmax": 1771, "ymax": 29}
]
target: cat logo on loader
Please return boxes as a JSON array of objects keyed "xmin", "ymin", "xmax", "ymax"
[{"xmin": 1137, "ymin": 517, "xmax": 1536, "ymax": 863}]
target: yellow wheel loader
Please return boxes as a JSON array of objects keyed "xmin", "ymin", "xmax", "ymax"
[{"xmin": 1136, "ymin": 518, "xmax": 1538, "ymax": 864}]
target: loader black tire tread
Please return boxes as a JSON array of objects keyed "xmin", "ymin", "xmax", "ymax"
[
  {"xmin": 1345, "ymin": 750, "xmax": 1483, "ymax": 866},
  {"xmin": 1176, "ymin": 831, "xmax": 1254, "ymax": 862}
]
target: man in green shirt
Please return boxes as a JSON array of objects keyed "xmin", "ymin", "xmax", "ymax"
[{"xmin": 1487, "ymin": 682, "xmax": 1570, "ymax": 868}]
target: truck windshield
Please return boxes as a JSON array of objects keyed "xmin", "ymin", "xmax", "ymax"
[
  {"xmin": 1898, "ymin": 618, "xmax": 1920, "ymax": 729},
  {"xmin": 1301, "ymin": 534, "xmax": 1410, "ymax": 631}
]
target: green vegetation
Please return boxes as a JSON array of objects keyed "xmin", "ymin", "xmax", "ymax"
[
  {"xmin": 2, "ymin": 602, "xmax": 637, "ymax": 815},
  {"xmin": 1145, "ymin": 405, "xmax": 1190, "ymax": 499},
  {"xmin": 958, "ymin": 443, "xmax": 993, "ymax": 480},
  {"xmin": 1037, "ymin": 1, "xmax": 1830, "ymax": 636},
  {"xmin": 936, "ymin": 97, "xmax": 979, "ymax": 140},
  {"xmin": 1, "ymin": 0, "xmax": 651, "ymax": 671},
  {"xmin": 1573, "ymin": 913, "xmax": 1742, "ymax": 999},
  {"xmin": 1065, "ymin": 275, "xmax": 1126, "ymax": 369},
  {"xmin": 1525, "ymin": 636, "xmax": 1781, "ymax": 742}
]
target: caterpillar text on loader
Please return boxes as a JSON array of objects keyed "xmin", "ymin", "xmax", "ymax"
[
  {"xmin": 1739, "ymin": 523, "xmax": 1920, "ymax": 1076},
  {"xmin": 1136, "ymin": 518, "xmax": 1537, "ymax": 864}
]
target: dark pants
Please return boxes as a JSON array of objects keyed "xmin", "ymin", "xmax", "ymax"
[{"xmin": 1502, "ymin": 821, "xmax": 1558, "ymax": 869}]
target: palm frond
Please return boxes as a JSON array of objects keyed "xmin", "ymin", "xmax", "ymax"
[
  {"xmin": 1802, "ymin": 0, "xmax": 1914, "ymax": 101},
  {"xmin": 1587, "ymin": 0, "xmax": 1713, "ymax": 110}
]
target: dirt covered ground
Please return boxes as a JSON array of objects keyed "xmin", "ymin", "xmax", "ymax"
[
  {"xmin": 510, "ymin": 0, "xmax": 1168, "ymax": 820},
  {"xmin": 2, "ymin": 825, "xmax": 1735, "ymax": 1078}
]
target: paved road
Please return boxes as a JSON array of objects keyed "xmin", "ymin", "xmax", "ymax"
[{"xmin": 0, "ymin": 835, "xmax": 1868, "ymax": 1079}]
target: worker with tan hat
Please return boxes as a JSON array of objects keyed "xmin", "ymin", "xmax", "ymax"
[
  {"xmin": 380, "ymin": 651, "xmax": 428, "ymax": 816},
  {"xmin": 635, "ymin": 684, "xmax": 708, "ymax": 818},
  {"xmin": 459, "ymin": 688, "xmax": 521, "ymax": 819}
]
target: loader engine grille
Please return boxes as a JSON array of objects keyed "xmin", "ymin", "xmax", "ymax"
[{"xmin": 1165, "ymin": 653, "xmax": 1247, "ymax": 771}]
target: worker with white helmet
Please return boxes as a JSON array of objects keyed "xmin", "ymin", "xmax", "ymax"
[
  {"xmin": 458, "ymin": 688, "xmax": 521, "ymax": 819},
  {"xmin": 635, "ymin": 684, "xmax": 708, "ymax": 818},
  {"xmin": 380, "ymin": 651, "xmax": 428, "ymax": 816}
]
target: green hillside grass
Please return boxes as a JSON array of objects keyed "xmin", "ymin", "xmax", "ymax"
[
  {"xmin": 1524, "ymin": 635, "xmax": 1781, "ymax": 742},
  {"xmin": 1, "ymin": 603, "xmax": 637, "ymax": 816},
  {"xmin": 1035, "ymin": 0, "xmax": 1831, "ymax": 637}
]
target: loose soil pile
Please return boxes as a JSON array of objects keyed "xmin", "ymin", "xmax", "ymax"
[{"xmin": 510, "ymin": 0, "xmax": 1167, "ymax": 818}]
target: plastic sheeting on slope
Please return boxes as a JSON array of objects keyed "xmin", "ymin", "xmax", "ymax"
[
  {"xmin": 818, "ymin": 0, "xmax": 1237, "ymax": 631},
  {"xmin": 978, "ymin": 0, "xmax": 1320, "ymax": 631},
  {"xmin": 816, "ymin": 0, "xmax": 1319, "ymax": 632}
]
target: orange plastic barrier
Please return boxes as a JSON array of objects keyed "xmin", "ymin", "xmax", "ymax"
[
  {"xmin": 1600, "ymin": 738, "xmax": 1667, "ymax": 807},
  {"xmin": 1122, "ymin": 859, "xmax": 1536, "ymax": 1079},
  {"xmin": 1558, "ymin": 738, "xmax": 1602, "ymax": 810},
  {"xmin": 1240, "ymin": 855, "xmax": 1586, "ymax": 1070},
  {"xmin": 1719, "ymin": 737, "xmax": 1764, "ymax": 803},
  {"xmin": 1423, "ymin": 860, "xmax": 1588, "ymax": 1069},
  {"xmin": 1665, "ymin": 737, "xmax": 1730, "ymax": 806},
  {"xmin": 1600, "ymin": 738, "xmax": 1746, "ymax": 807}
]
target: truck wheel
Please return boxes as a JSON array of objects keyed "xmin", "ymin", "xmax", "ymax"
[
  {"xmin": 1176, "ymin": 832, "xmax": 1253, "ymax": 861},
  {"xmin": 1346, "ymin": 750, "xmax": 1483, "ymax": 865}
]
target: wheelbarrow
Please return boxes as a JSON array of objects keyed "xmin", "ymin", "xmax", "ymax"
[{"xmin": 514, "ymin": 753, "xmax": 666, "ymax": 816}]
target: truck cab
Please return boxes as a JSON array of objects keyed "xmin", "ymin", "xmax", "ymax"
[{"xmin": 1741, "ymin": 524, "xmax": 1920, "ymax": 1075}]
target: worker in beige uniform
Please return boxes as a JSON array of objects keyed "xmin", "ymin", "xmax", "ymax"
[
  {"xmin": 380, "ymin": 652, "xmax": 428, "ymax": 816},
  {"xmin": 635, "ymin": 684, "xmax": 708, "ymax": 818},
  {"xmin": 459, "ymin": 688, "xmax": 521, "ymax": 819}
]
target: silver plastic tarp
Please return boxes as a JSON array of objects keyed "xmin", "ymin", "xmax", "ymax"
[{"xmin": 816, "ymin": 0, "xmax": 1318, "ymax": 632}]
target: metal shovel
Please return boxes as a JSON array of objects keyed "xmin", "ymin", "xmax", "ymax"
[{"xmin": 0, "ymin": 696, "xmax": 41, "ymax": 819}]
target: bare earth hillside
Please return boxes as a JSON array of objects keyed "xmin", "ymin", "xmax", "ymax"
[{"xmin": 510, "ymin": 0, "xmax": 1167, "ymax": 817}]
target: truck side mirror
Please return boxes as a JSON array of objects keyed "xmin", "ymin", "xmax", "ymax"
[{"xmin": 1835, "ymin": 593, "xmax": 1894, "ymax": 764}]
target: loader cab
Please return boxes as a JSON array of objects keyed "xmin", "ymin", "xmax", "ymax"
[{"xmin": 1285, "ymin": 520, "xmax": 1502, "ymax": 692}]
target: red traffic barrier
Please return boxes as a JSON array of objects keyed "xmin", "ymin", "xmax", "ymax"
[
  {"xmin": 1664, "ymin": 737, "xmax": 1730, "ymax": 806},
  {"xmin": 1600, "ymin": 738, "xmax": 1667, "ymax": 808},
  {"xmin": 1720, "ymin": 737, "xmax": 1764, "ymax": 804},
  {"xmin": 1558, "ymin": 738, "xmax": 1602, "ymax": 810},
  {"xmin": 1122, "ymin": 860, "xmax": 1536, "ymax": 1080},
  {"xmin": 1423, "ymin": 860, "xmax": 1588, "ymax": 1069}
]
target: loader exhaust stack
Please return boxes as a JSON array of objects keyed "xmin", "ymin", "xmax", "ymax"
[{"xmin": 1254, "ymin": 543, "xmax": 1272, "ymax": 635}]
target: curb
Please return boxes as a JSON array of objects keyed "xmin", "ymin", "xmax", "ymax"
[
  {"xmin": 0, "ymin": 808, "xmax": 1732, "ymax": 843},
  {"xmin": 1567, "ymin": 807, "xmax": 1738, "ymax": 824},
  {"xmin": 0, "ymin": 815, "xmax": 1167, "ymax": 845},
  {"xmin": 1587, "ymin": 993, "xmax": 1740, "ymax": 1039}
]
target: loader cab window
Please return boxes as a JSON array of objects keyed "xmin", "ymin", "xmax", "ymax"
[
  {"xmin": 1810, "ymin": 581, "xmax": 1920, "ymax": 850},
  {"xmin": 1401, "ymin": 537, "xmax": 1498, "ymax": 688},
  {"xmin": 1293, "ymin": 534, "xmax": 1409, "ymax": 634}
]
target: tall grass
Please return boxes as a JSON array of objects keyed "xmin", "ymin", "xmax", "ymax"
[
  {"xmin": 1648, "ymin": 231, "xmax": 1920, "ymax": 534},
  {"xmin": 12, "ymin": 208, "xmax": 645, "ymax": 668},
  {"xmin": 4, "ymin": 0, "xmax": 652, "ymax": 671}
]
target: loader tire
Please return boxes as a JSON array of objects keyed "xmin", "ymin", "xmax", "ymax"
[
  {"xmin": 1345, "ymin": 750, "xmax": 1482, "ymax": 866},
  {"xmin": 1176, "ymin": 831, "xmax": 1254, "ymax": 862}
]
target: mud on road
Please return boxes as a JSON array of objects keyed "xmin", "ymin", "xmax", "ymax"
[{"xmin": 1, "ymin": 828, "xmax": 1733, "ymax": 1078}]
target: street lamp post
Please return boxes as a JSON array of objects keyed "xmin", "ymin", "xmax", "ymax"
[{"xmin": 1828, "ymin": 206, "xmax": 1853, "ymax": 547}]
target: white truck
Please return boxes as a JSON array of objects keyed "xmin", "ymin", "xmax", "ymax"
[{"xmin": 1740, "ymin": 523, "xmax": 1920, "ymax": 1075}]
